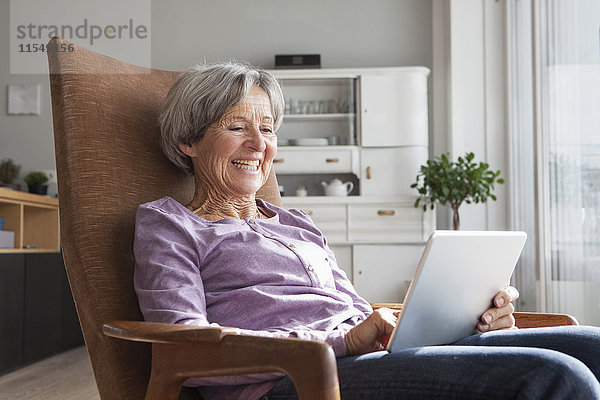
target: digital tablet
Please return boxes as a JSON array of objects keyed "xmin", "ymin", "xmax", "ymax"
[{"xmin": 386, "ymin": 230, "xmax": 527, "ymax": 352}]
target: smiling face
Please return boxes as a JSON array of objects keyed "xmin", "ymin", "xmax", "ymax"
[{"xmin": 179, "ymin": 85, "xmax": 277, "ymax": 200}]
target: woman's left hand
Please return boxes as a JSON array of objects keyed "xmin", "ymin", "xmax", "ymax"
[{"xmin": 477, "ymin": 286, "xmax": 520, "ymax": 332}]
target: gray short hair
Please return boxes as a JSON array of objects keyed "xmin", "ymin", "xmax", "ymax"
[{"xmin": 159, "ymin": 62, "xmax": 285, "ymax": 175}]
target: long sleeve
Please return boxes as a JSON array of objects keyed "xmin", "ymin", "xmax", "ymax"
[
  {"xmin": 134, "ymin": 205, "xmax": 210, "ymax": 326},
  {"xmin": 133, "ymin": 203, "xmax": 348, "ymax": 359}
]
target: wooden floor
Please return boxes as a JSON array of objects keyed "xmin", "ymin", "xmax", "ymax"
[{"xmin": 0, "ymin": 346, "xmax": 100, "ymax": 400}]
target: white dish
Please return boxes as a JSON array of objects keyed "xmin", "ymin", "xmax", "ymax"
[{"xmin": 290, "ymin": 138, "xmax": 329, "ymax": 146}]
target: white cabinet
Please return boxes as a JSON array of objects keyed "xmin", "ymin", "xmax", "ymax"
[
  {"xmin": 352, "ymin": 244, "xmax": 425, "ymax": 303},
  {"xmin": 360, "ymin": 147, "xmax": 428, "ymax": 196},
  {"xmin": 359, "ymin": 71, "xmax": 429, "ymax": 147},
  {"xmin": 272, "ymin": 67, "xmax": 434, "ymax": 299}
]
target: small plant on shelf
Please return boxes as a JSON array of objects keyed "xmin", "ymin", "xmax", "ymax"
[
  {"xmin": 24, "ymin": 171, "xmax": 49, "ymax": 195},
  {"xmin": 411, "ymin": 152, "xmax": 504, "ymax": 230},
  {"xmin": 0, "ymin": 158, "xmax": 21, "ymax": 188}
]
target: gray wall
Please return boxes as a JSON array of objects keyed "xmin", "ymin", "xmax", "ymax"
[{"xmin": 0, "ymin": 0, "xmax": 432, "ymax": 195}]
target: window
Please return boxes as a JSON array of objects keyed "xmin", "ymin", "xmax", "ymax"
[{"xmin": 509, "ymin": 0, "xmax": 600, "ymax": 324}]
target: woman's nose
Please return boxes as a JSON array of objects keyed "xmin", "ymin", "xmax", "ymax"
[{"xmin": 245, "ymin": 126, "xmax": 266, "ymax": 152}]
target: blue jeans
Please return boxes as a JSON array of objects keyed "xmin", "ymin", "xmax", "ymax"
[{"xmin": 262, "ymin": 326, "xmax": 600, "ymax": 399}]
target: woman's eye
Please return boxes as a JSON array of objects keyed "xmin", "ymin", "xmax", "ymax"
[
  {"xmin": 262, "ymin": 128, "xmax": 274, "ymax": 135},
  {"xmin": 230, "ymin": 126, "xmax": 244, "ymax": 132}
]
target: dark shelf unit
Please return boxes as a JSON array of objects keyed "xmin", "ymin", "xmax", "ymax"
[{"xmin": 0, "ymin": 252, "xmax": 83, "ymax": 375}]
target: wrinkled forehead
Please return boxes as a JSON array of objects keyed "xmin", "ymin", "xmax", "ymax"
[{"xmin": 220, "ymin": 87, "xmax": 274, "ymax": 123}]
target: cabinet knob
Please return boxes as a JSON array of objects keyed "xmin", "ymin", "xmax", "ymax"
[
  {"xmin": 377, "ymin": 210, "xmax": 396, "ymax": 216},
  {"xmin": 273, "ymin": 158, "xmax": 285, "ymax": 164},
  {"xmin": 325, "ymin": 158, "xmax": 339, "ymax": 163},
  {"xmin": 366, "ymin": 166, "xmax": 372, "ymax": 179}
]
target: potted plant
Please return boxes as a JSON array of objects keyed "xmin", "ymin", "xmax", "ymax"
[
  {"xmin": 411, "ymin": 152, "xmax": 504, "ymax": 230},
  {"xmin": 24, "ymin": 171, "xmax": 49, "ymax": 195},
  {"xmin": 0, "ymin": 158, "xmax": 21, "ymax": 189}
]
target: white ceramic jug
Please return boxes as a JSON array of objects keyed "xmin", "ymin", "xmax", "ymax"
[{"xmin": 321, "ymin": 178, "xmax": 353, "ymax": 196}]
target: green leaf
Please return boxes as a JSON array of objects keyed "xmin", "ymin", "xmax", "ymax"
[{"xmin": 410, "ymin": 151, "xmax": 501, "ymax": 216}]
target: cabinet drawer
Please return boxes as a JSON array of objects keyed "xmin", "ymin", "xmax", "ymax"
[
  {"xmin": 273, "ymin": 147, "xmax": 357, "ymax": 174},
  {"xmin": 287, "ymin": 204, "xmax": 347, "ymax": 243},
  {"xmin": 348, "ymin": 204, "xmax": 423, "ymax": 242}
]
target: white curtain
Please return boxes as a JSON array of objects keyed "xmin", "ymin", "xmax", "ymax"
[{"xmin": 510, "ymin": 0, "xmax": 600, "ymax": 325}]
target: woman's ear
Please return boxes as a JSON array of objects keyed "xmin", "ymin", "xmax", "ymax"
[{"xmin": 179, "ymin": 143, "xmax": 196, "ymax": 158}]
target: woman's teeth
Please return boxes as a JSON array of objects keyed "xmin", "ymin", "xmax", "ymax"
[{"xmin": 232, "ymin": 160, "xmax": 260, "ymax": 171}]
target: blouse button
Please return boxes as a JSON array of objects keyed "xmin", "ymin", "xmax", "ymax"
[
  {"xmin": 248, "ymin": 219, "xmax": 255, "ymax": 224},
  {"xmin": 308, "ymin": 265, "xmax": 314, "ymax": 271},
  {"xmin": 289, "ymin": 243, "xmax": 295, "ymax": 248}
]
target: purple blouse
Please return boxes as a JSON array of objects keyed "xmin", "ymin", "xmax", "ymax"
[{"xmin": 133, "ymin": 197, "xmax": 372, "ymax": 400}]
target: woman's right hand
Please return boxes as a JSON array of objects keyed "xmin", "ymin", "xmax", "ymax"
[{"xmin": 345, "ymin": 308, "xmax": 400, "ymax": 356}]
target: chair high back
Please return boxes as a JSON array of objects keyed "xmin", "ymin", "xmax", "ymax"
[{"xmin": 48, "ymin": 38, "xmax": 281, "ymax": 399}]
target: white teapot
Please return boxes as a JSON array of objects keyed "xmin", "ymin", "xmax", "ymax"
[{"xmin": 321, "ymin": 178, "xmax": 354, "ymax": 196}]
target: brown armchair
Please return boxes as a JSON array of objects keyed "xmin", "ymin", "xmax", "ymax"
[
  {"xmin": 48, "ymin": 37, "xmax": 338, "ymax": 400},
  {"xmin": 48, "ymin": 38, "xmax": 577, "ymax": 400}
]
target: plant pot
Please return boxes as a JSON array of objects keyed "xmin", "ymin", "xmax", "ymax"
[{"xmin": 27, "ymin": 183, "xmax": 48, "ymax": 195}]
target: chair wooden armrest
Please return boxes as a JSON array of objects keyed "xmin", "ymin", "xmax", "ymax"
[
  {"xmin": 371, "ymin": 303, "xmax": 403, "ymax": 311},
  {"xmin": 370, "ymin": 303, "xmax": 579, "ymax": 329},
  {"xmin": 512, "ymin": 312, "xmax": 579, "ymax": 328},
  {"xmin": 103, "ymin": 320, "xmax": 340, "ymax": 400}
]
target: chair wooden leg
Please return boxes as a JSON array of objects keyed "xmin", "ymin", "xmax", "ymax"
[
  {"xmin": 275, "ymin": 355, "xmax": 340, "ymax": 400},
  {"xmin": 145, "ymin": 345, "xmax": 188, "ymax": 400},
  {"xmin": 295, "ymin": 386, "xmax": 341, "ymax": 400},
  {"xmin": 145, "ymin": 376, "xmax": 184, "ymax": 400}
]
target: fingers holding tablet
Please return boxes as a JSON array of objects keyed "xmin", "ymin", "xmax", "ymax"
[{"xmin": 478, "ymin": 286, "xmax": 519, "ymax": 332}]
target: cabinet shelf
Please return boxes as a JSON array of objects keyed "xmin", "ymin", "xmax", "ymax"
[
  {"xmin": 0, "ymin": 188, "xmax": 59, "ymax": 253},
  {"xmin": 281, "ymin": 195, "xmax": 418, "ymax": 204},
  {"xmin": 0, "ymin": 248, "xmax": 61, "ymax": 254},
  {"xmin": 283, "ymin": 113, "xmax": 355, "ymax": 121}
]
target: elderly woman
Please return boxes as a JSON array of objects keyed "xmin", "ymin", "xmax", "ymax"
[{"xmin": 134, "ymin": 62, "xmax": 600, "ymax": 400}]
